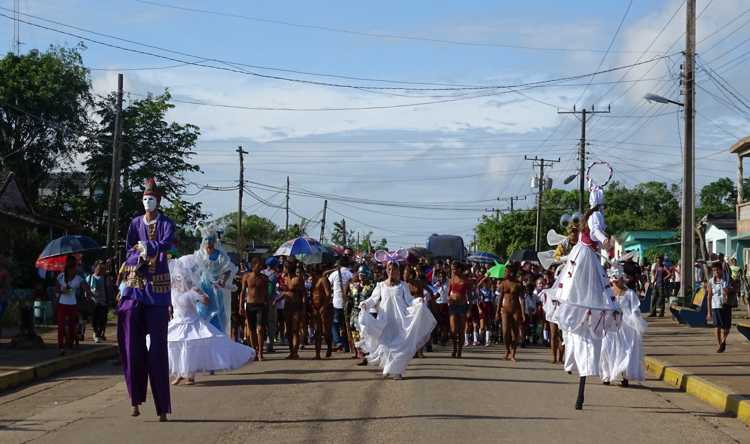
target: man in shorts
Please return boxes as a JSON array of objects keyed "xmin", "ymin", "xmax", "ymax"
[{"xmin": 240, "ymin": 257, "xmax": 269, "ymax": 361}]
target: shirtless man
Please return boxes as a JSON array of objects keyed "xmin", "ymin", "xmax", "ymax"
[
  {"xmin": 282, "ymin": 261, "xmax": 306, "ymax": 359},
  {"xmin": 239, "ymin": 257, "xmax": 269, "ymax": 361},
  {"xmin": 309, "ymin": 265, "xmax": 334, "ymax": 359},
  {"xmin": 497, "ymin": 264, "xmax": 525, "ymax": 361}
]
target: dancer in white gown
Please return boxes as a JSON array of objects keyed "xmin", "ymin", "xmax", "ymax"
[
  {"xmin": 600, "ymin": 264, "xmax": 646, "ymax": 387},
  {"xmin": 553, "ymin": 161, "xmax": 620, "ymax": 409},
  {"xmin": 356, "ymin": 250, "xmax": 437, "ymax": 380},
  {"xmin": 167, "ymin": 256, "xmax": 255, "ymax": 385}
]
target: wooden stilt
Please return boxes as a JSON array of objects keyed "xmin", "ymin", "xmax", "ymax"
[{"xmin": 575, "ymin": 376, "xmax": 586, "ymax": 410}]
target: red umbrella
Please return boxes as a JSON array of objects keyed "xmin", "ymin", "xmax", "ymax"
[{"xmin": 35, "ymin": 253, "xmax": 82, "ymax": 272}]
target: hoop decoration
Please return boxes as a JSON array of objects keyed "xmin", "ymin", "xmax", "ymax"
[
  {"xmin": 374, "ymin": 249, "xmax": 409, "ymax": 264},
  {"xmin": 586, "ymin": 161, "xmax": 614, "ymax": 188}
]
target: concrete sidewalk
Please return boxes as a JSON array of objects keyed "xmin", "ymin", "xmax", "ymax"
[
  {"xmin": 643, "ymin": 316, "xmax": 750, "ymax": 425},
  {"xmin": 0, "ymin": 324, "xmax": 118, "ymax": 392}
]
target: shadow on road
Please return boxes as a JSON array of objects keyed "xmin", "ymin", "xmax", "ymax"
[{"xmin": 165, "ymin": 413, "xmax": 568, "ymax": 424}]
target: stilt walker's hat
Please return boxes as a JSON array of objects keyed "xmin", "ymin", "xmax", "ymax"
[
  {"xmin": 586, "ymin": 161, "xmax": 613, "ymax": 209},
  {"xmin": 143, "ymin": 177, "xmax": 162, "ymax": 202}
]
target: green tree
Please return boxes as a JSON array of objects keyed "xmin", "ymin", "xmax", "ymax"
[
  {"xmin": 85, "ymin": 91, "xmax": 203, "ymax": 235},
  {"xmin": 331, "ymin": 219, "xmax": 348, "ymax": 246},
  {"xmin": 215, "ymin": 212, "xmax": 284, "ymax": 250},
  {"xmin": 0, "ymin": 46, "xmax": 92, "ymax": 202},
  {"xmin": 695, "ymin": 177, "xmax": 749, "ymax": 219},
  {"xmin": 604, "ymin": 181, "xmax": 680, "ymax": 235}
]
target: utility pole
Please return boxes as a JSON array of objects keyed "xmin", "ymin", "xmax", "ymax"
[
  {"xmin": 342, "ymin": 219, "xmax": 347, "ymax": 246},
  {"xmin": 525, "ymin": 156, "xmax": 560, "ymax": 251},
  {"xmin": 682, "ymin": 0, "xmax": 696, "ymax": 300},
  {"xmin": 236, "ymin": 146, "xmax": 248, "ymax": 256},
  {"xmin": 319, "ymin": 199, "xmax": 327, "ymax": 242},
  {"xmin": 558, "ymin": 105, "xmax": 610, "ymax": 213},
  {"xmin": 106, "ymin": 74, "xmax": 124, "ymax": 258},
  {"xmin": 484, "ymin": 195, "xmax": 527, "ymax": 220},
  {"xmin": 285, "ymin": 176, "xmax": 290, "ymax": 234}
]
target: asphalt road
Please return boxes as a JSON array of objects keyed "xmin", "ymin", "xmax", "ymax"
[{"xmin": 1, "ymin": 344, "xmax": 748, "ymax": 444}]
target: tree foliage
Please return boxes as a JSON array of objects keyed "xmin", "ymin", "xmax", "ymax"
[
  {"xmin": 0, "ymin": 46, "xmax": 92, "ymax": 202},
  {"xmin": 85, "ymin": 91, "xmax": 203, "ymax": 235},
  {"xmin": 474, "ymin": 182, "xmax": 684, "ymax": 257}
]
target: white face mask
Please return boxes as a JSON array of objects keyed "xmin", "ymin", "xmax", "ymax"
[{"xmin": 142, "ymin": 196, "xmax": 158, "ymax": 212}]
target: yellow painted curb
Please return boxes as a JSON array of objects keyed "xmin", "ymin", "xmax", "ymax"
[
  {"xmin": 0, "ymin": 368, "xmax": 34, "ymax": 392},
  {"xmin": 645, "ymin": 355, "xmax": 750, "ymax": 426},
  {"xmin": 0, "ymin": 346, "xmax": 118, "ymax": 392}
]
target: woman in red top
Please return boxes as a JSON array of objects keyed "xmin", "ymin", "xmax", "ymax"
[{"xmin": 447, "ymin": 263, "xmax": 487, "ymax": 358}]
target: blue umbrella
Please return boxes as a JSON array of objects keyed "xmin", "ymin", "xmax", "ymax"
[
  {"xmin": 467, "ymin": 252, "xmax": 501, "ymax": 265},
  {"xmin": 37, "ymin": 235, "xmax": 101, "ymax": 259},
  {"xmin": 274, "ymin": 237, "xmax": 326, "ymax": 264}
]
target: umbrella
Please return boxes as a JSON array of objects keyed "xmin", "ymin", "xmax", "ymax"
[
  {"xmin": 35, "ymin": 253, "xmax": 83, "ymax": 272},
  {"xmin": 509, "ymin": 248, "xmax": 539, "ymax": 264},
  {"xmin": 468, "ymin": 252, "xmax": 500, "ymax": 264},
  {"xmin": 274, "ymin": 237, "xmax": 326, "ymax": 264},
  {"xmin": 486, "ymin": 262, "xmax": 506, "ymax": 279},
  {"xmin": 37, "ymin": 235, "xmax": 101, "ymax": 260}
]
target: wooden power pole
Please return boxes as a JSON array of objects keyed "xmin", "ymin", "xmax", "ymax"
[
  {"xmin": 319, "ymin": 199, "xmax": 327, "ymax": 242},
  {"xmin": 236, "ymin": 146, "xmax": 248, "ymax": 256},
  {"xmin": 106, "ymin": 74, "xmax": 123, "ymax": 258},
  {"xmin": 558, "ymin": 105, "xmax": 610, "ymax": 213},
  {"xmin": 285, "ymin": 176, "xmax": 290, "ymax": 234},
  {"xmin": 682, "ymin": 0, "xmax": 696, "ymax": 299},
  {"xmin": 525, "ymin": 156, "xmax": 560, "ymax": 251}
]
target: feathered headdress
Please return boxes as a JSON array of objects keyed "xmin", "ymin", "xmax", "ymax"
[{"xmin": 373, "ymin": 249, "xmax": 409, "ymax": 264}]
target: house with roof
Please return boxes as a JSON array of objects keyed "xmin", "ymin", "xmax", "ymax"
[
  {"xmin": 616, "ymin": 230, "xmax": 678, "ymax": 264},
  {"xmin": 731, "ymin": 136, "xmax": 750, "ymax": 266},
  {"xmin": 0, "ymin": 171, "xmax": 71, "ymax": 254},
  {"xmin": 700, "ymin": 213, "xmax": 737, "ymax": 258}
]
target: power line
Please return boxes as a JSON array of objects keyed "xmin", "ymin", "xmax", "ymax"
[
  {"xmin": 133, "ymin": 0, "xmax": 661, "ymax": 55},
  {"xmin": 0, "ymin": 11, "xmax": 675, "ymax": 93},
  {"xmin": 573, "ymin": 0, "xmax": 632, "ymax": 105}
]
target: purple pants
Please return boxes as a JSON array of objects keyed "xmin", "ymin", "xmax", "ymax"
[{"xmin": 117, "ymin": 299, "xmax": 171, "ymax": 415}]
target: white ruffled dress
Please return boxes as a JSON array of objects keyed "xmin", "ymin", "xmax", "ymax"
[
  {"xmin": 552, "ymin": 211, "xmax": 619, "ymax": 377},
  {"xmin": 167, "ymin": 289, "xmax": 255, "ymax": 377},
  {"xmin": 600, "ymin": 288, "xmax": 647, "ymax": 382},
  {"xmin": 357, "ymin": 281, "xmax": 436, "ymax": 377}
]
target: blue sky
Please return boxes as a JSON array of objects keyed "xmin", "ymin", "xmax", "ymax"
[{"xmin": 2, "ymin": 0, "xmax": 748, "ymax": 247}]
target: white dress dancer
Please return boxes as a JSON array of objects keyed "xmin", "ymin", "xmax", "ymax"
[
  {"xmin": 600, "ymin": 266, "xmax": 647, "ymax": 386},
  {"xmin": 552, "ymin": 162, "xmax": 620, "ymax": 409},
  {"xmin": 356, "ymin": 251, "xmax": 437, "ymax": 379},
  {"xmin": 167, "ymin": 256, "xmax": 255, "ymax": 384}
]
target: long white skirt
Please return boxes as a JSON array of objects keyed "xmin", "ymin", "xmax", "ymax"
[
  {"xmin": 554, "ymin": 243, "xmax": 618, "ymax": 337},
  {"xmin": 600, "ymin": 323, "xmax": 645, "ymax": 382},
  {"xmin": 564, "ymin": 330, "xmax": 602, "ymax": 377},
  {"xmin": 167, "ymin": 317, "xmax": 255, "ymax": 377},
  {"xmin": 357, "ymin": 300, "xmax": 436, "ymax": 377}
]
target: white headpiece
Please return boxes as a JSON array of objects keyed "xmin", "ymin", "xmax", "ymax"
[
  {"xmin": 587, "ymin": 161, "xmax": 613, "ymax": 209},
  {"xmin": 608, "ymin": 262, "xmax": 625, "ymax": 280},
  {"xmin": 199, "ymin": 224, "xmax": 223, "ymax": 252}
]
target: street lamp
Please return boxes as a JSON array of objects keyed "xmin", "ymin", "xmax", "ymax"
[
  {"xmin": 644, "ymin": 93, "xmax": 684, "ymax": 107},
  {"xmin": 564, "ymin": 173, "xmax": 578, "ymax": 185},
  {"xmin": 644, "ymin": 90, "xmax": 694, "ymax": 304}
]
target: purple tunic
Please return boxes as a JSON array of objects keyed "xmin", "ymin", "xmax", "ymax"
[{"xmin": 121, "ymin": 213, "xmax": 175, "ymax": 306}]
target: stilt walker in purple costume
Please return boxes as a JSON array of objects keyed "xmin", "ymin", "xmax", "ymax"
[{"xmin": 118, "ymin": 178, "xmax": 175, "ymax": 422}]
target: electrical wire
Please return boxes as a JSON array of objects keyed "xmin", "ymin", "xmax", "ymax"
[{"xmin": 133, "ymin": 0, "xmax": 661, "ymax": 55}]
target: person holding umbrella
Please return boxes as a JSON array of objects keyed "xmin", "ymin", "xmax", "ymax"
[
  {"xmin": 55, "ymin": 255, "xmax": 94, "ymax": 354},
  {"xmin": 117, "ymin": 178, "xmax": 175, "ymax": 422}
]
